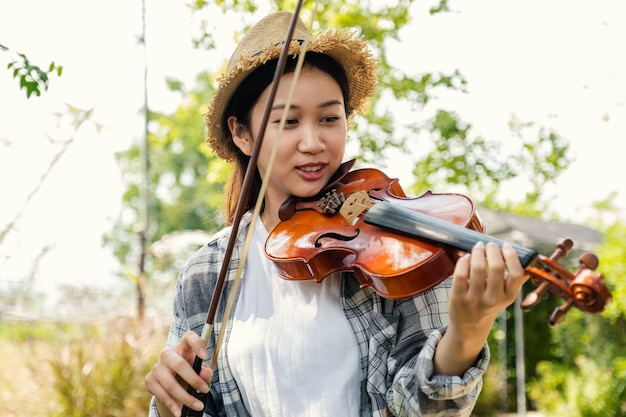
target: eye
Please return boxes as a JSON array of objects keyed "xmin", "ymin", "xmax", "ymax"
[
  {"xmin": 271, "ymin": 111, "xmax": 299, "ymax": 125},
  {"xmin": 321, "ymin": 115, "xmax": 340, "ymax": 124}
]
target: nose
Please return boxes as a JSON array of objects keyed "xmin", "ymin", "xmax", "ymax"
[{"xmin": 298, "ymin": 125, "xmax": 325, "ymax": 154}]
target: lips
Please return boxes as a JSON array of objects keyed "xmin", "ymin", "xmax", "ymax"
[{"xmin": 296, "ymin": 163, "xmax": 327, "ymax": 181}]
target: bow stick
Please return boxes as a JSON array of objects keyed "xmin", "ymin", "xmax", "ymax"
[{"xmin": 181, "ymin": 2, "xmax": 316, "ymax": 415}]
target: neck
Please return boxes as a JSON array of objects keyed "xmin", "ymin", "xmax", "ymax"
[{"xmin": 260, "ymin": 202, "xmax": 282, "ymax": 232}]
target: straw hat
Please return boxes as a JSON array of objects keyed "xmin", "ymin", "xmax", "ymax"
[{"xmin": 205, "ymin": 11, "xmax": 378, "ymax": 161}]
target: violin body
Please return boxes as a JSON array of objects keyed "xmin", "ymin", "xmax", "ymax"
[{"xmin": 265, "ymin": 167, "xmax": 485, "ymax": 298}]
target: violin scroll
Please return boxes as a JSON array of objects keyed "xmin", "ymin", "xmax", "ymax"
[{"xmin": 521, "ymin": 240, "xmax": 612, "ymax": 326}]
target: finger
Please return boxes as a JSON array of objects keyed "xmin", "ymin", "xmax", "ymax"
[
  {"xmin": 467, "ymin": 241, "xmax": 487, "ymax": 299},
  {"xmin": 484, "ymin": 242, "xmax": 506, "ymax": 300},
  {"xmin": 502, "ymin": 242, "xmax": 529, "ymax": 297},
  {"xmin": 145, "ymin": 361, "xmax": 191, "ymax": 417},
  {"xmin": 451, "ymin": 252, "xmax": 471, "ymax": 299},
  {"xmin": 165, "ymin": 351, "xmax": 210, "ymax": 397},
  {"xmin": 162, "ymin": 378, "xmax": 206, "ymax": 416},
  {"xmin": 156, "ymin": 358, "xmax": 208, "ymax": 415},
  {"xmin": 146, "ymin": 375, "xmax": 184, "ymax": 417},
  {"xmin": 178, "ymin": 330, "xmax": 209, "ymax": 361}
]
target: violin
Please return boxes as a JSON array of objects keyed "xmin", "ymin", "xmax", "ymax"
[{"xmin": 265, "ymin": 161, "xmax": 612, "ymax": 326}]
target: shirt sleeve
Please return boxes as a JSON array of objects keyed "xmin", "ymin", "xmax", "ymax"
[
  {"xmin": 387, "ymin": 329, "xmax": 489, "ymax": 417},
  {"xmin": 384, "ymin": 279, "xmax": 490, "ymax": 417},
  {"xmin": 416, "ymin": 328, "xmax": 489, "ymax": 401}
]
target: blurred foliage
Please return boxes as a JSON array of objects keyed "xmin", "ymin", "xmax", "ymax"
[
  {"xmin": 0, "ymin": 319, "xmax": 165, "ymax": 417},
  {"xmin": 1, "ymin": 320, "xmax": 77, "ymax": 343},
  {"xmin": 486, "ymin": 294, "xmax": 562, "ymax": 412},
  {"xmin": 528, "ymin": 357, "xmax": 626, "ymax": 417},
  {"xmin": 45, "ymin": 320, "xmax": 160, "ymax": 417},
  {"xmin": 471, "ymin": 363, "xmax": 505, "ymax": 417},
  {"xmin": 593, "ymin": 219, "xmax": 626, "ymax": 322},
  {"xmin": 1, "ymin": 43, "xmax": 63, "ymax": 98},
  {"xmin": 103, "ymin": 72, "xmax": 230, "ymax": 286},
  {"xmin": 525, "ymin": 207, "xmax": 626, "ymax": 414},
  {"xmin": 409, "ymin": 113, "xmax": 571, "ymax": 213}
]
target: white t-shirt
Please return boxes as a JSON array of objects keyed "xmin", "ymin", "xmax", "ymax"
[{"xmin": 228, "ymin": 218, "xmax": 361, "ymax": 416}]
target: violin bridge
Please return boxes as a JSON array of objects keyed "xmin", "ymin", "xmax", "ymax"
[{"xmin": 340, "ymin": 191, "xmax": 375, "ymax": 225}]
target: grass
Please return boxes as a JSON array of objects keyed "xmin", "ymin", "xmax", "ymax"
[
  {"xmin": 0, "ymin": 339, "xmax": 49, "ymax": 416},
  {"xmin": 0, "ymin": 318, "xmax": 167, "ymax": 417}
]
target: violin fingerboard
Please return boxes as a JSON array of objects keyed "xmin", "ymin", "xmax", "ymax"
[{"xmin": 364, "ymin": 202, "xmax": 538, "ymax": 267}]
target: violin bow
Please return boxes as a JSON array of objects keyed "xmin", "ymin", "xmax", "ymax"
[
  {"xmin": 210, "ymin": 2, "xmax": 321, "ymax": 367},
  {"xmin": 181, "ymin": 2, "xmax": 318, "ymax": 415}
]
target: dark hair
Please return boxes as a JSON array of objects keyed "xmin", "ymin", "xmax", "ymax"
[{"xmin": 220, "ymin": 52, "xmax": 350, "ymax": 225}]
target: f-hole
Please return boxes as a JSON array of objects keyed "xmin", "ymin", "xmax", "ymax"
[{"xmin": 315, "ymin": 229, "xmax": 360, "ymax": 248}]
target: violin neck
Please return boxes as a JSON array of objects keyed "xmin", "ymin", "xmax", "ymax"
[{"xmin": 364, "ymin": 201, "xmax": 538, "ymax": 268}]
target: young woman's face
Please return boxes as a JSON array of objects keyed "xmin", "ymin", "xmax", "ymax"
[{"xmin": 232, "ymin": 66, "xmax": 348, "ymax": 213}]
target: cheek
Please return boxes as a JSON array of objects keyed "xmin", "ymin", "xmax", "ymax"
[{"xmin": 331, "ymin": 126, "xmax": 349, "ymax": 152}]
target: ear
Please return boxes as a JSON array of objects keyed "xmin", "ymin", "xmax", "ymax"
[{"xmin": 227, "ymin": 116, "xmax": 252, "ymax": 156}]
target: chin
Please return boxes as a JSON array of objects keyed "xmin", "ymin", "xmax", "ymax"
[{"xmin": 292, "ymin": 186, "xmax": 324, "ymax": 199}]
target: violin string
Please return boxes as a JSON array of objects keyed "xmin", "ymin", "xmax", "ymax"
[{"xmin": 209, "ymin": 0, "xmax": 320, "ymax": 371}]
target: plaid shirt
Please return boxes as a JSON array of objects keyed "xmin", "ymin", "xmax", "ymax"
[{"xmin": 150, "ymin": 213, "xmax": 489, "ymax": 417}]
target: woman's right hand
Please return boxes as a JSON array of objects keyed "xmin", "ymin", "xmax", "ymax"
[{"xmin": 145, "ymin": 330, "xmax": 213, "ymax": 417}]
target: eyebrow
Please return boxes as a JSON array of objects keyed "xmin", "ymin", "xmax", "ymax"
[{"xmin": 271, "ymin": 99, "xmax": 344, "ymax": 111}]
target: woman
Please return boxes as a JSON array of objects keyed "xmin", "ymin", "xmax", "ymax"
[{"xmin": 145, "ymin": 11, "xmax": 527, "ymax": 417}]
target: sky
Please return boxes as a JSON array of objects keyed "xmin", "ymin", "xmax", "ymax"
[{"xmin": 1, "ymin": 0, "xmax": 624, "ymax": 313}]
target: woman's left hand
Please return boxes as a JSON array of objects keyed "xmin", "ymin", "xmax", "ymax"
[
  {"xmin": 434, "ymin": 241, "xmax": 527, "ymax": 376},
  {"xmin": 449, "ymin": 241, "xmax": 527, "ymax": 339}
]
